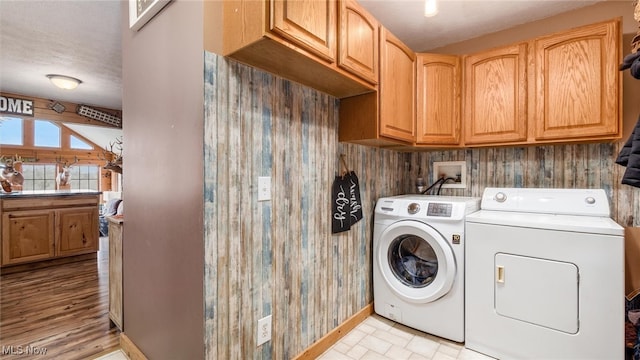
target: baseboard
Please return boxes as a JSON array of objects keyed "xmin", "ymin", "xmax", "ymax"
[
  {"xmin": 120, "ymin": 333, "xmax": 148, "ymax": 360},
  {"xmin": 292, "ymin": 303, "xmax": 374, "ymax": 360}
]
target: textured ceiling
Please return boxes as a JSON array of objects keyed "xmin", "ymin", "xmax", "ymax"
[
  {"xmin": 0, "ymin": 0, "xmax": 605, "ymax": 113},
  {"xmin": 0, "ymin": 0, "xmax": 121, "ymax": 110},
  {"xmin": 358, "ymin": 0, "xmax": 604, "ymax": 52}
]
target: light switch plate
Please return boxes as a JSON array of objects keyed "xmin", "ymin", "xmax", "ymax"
[{"xmin": 258, "ymin": 176, "xmax": 271, "ymax": 201}]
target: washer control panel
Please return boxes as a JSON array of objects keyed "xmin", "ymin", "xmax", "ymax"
[
  {"xmin": 375, "ymin": 195, "xmax": 480, "ymax": 221},
  {"xmin": 407, "ymin": 203, "xmax": 420, "ymax": 214},
  {"xmin": 427, "ymin": 202, "xmax": 453, "ymax": 217}
]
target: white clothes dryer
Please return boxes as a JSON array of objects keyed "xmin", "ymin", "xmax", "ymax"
[
  {"xmin": 465, "ymin": 188, "xmax": 624, "ymax": 359},
  {"xmin": 373, "ymin": 195, "xmax": 480, "ymax": 342}
]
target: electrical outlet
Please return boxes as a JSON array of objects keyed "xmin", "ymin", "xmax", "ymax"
[
  {"xmin": 257, "ymin": 315, "xmax": 272, "ymax": 346},
  {"xmin": 258, "ymin": 176, "xmax": 271, "ymax": 201}
]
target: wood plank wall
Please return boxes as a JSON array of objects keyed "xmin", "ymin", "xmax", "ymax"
[
  {"xmin": 203, "ymin": 53, "xmax": 406, "ymax": 359},
  {"xmin": 404, "ymin": 142, "xmax": 640, "ymax": 226},
  {"xmin": 204, "ymin": 50, "xmax": 639, "ymax": 359}
]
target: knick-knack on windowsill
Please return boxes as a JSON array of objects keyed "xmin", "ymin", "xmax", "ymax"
[{"xmin": 1, "ymin": 179, "xmax": 12, "ymax": 193}]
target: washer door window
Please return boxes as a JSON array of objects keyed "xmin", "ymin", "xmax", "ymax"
[
  {"xmin": 377, "ymin": 221, "xmax": 456, "ymax": 303},
  {"xmin": 389, "ymin": 235, "xmax": 438, "ymax": 288}
]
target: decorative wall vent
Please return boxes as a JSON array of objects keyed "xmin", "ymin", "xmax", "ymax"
[
  {"xmin": 76, "ymin": 104, "xmax": 122, "ymax": 127},
  {"xmin": 48, "ymin": 101, "xmax": 66, "ymax": 114}
]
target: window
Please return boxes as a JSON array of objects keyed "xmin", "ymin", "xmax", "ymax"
[
  {"xmin": 21, "ymin": 164, "xmax": 57, "ymax": 191},
  {"xmin": 68, "ymin": 165, "xmax": 100, "ymax": 190},
  {"xmin": 34, "ymin": 120, "xmax": 61, "ymax": 147},
  {"xmin": 70, "ymin": 135, "xmax": 93, "ymax": 150},
  {"xmin": 0, "ymin": 117, "xmax": 23, "ymax": 145}
]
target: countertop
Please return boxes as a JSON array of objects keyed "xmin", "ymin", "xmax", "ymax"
[{"xmin": 0, "ymin": 190, "xmax": 102, "ymax": 198}]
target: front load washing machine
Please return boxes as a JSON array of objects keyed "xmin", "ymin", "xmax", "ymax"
[{"xmin": 373, "ymin": 195, "xmax": 480, "ymax": 342}]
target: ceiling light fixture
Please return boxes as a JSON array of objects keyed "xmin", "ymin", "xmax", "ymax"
[
  {"xmin": 46, "ymin": 74, "xmax": 82, "ymax": 90},
  {"xmin": 424, "ymin": 0, "xmax": 438, "ymax": 17}
]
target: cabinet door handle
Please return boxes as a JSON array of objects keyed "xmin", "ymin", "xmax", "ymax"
[{"xmin": 496, "ymin": 265, "xmax": 505, "ymax": 283}]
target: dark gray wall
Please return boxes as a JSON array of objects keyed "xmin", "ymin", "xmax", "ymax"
[{"xmin": 121, "ymin": 1, "xmax": 204, "ymax": 358}]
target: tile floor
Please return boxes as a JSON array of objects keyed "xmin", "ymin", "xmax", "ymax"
[
  {"xmin": 93, "ymin": 350, "xmax": 128, "ymax": 360},
  {"xmin": 93, "ymin": 315, "xmax": 495, "ymax": 360},
  {"xmin": 318, "ymin": 315, "xmax": 495, "ymax": 360}
]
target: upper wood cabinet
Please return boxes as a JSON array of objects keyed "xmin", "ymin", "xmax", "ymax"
[
  {"xmin": 416, "ymin": 54, "xmax": 461, "ymax": 146},
  {"xmin": 533, "ymin": 19, "xmax": 621, "ymax": 142},
  {"xmin": 338, "ymin": 0, "xmax": 379, "ymax": 84},
  {"xmin": 339, "ymin": 27, "xmax": 414, "ymax": 147},
  {"xmin": 271, "ymin": 0, "xmax": 336, "ymax": 62},
  {"xmin": 462, "ymin": 18, "xmax": 620, "ymax": 147},
  {"xmin": 223, "ymin": 0, "xmax": 374, "ymax": 98},
  {"xmin": 379, "ymin": 27, "xmax": 416, "ymax": 143},
  {"xmin": 463, "ymin": 43, "xmax": 529, "ymax": 146}
]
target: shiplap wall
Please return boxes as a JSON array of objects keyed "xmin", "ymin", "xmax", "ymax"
[
  {"xmin": 405, "ymin": 143, "xmax": 640, "ymax": 226},
  {"xmin": 203, "ymin": 52, "xmax": 406, "ymax": 359}
]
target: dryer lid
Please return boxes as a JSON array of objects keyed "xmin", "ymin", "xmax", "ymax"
[{"xmin": 465, "ymin": 210, "xmax": 624, "ymax": 236}]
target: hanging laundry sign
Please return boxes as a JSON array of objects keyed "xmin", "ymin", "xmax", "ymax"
[
  {"xmin": 332, "ymin": 155, "xmax": 364, "ymax": 234},
  {"xmin": 332, "ymin": 175, "xmax": 351, "ymax": 234},
  {"xmin": 347, "ymin": 171, "xmax": 363, "ymax": 225}
]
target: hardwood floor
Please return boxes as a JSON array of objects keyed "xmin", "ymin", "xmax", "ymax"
[{"xmin": 0, "ymin": 238, "xmax": 120, "ymax": 359}]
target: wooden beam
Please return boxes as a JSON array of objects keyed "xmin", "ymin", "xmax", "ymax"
[
  {"xmin": 0, "ymin": 119, "xmax": 115, "ymax": 165},
  {"xmin": 1, "ymin": 91, "xmax": 121, "ymax": 128}
]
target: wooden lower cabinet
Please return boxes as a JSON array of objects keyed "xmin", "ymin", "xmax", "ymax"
[
  {"xmin": 1, "ymin": 210, "xmax": 55, "ymax": 266},
  {"xmin": 108, "ymin": 216, "xmax": 123, "ymax": 330},
  {"xmin": 0, "ymin": 194, "xmax": 100, "ymax": 267},
  {"xmin": 56, "ymin": 207, "xmax": 99, "ymax": 257}
]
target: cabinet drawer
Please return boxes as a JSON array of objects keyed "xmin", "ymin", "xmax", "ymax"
[{"xmin": 2, "ymin": 196, "xmax": 99, "ymax": 211}]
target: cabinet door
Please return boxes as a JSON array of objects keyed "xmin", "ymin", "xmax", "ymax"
[
  {"xmin": 464, "ymin": 43, "xmax": 528, "ymax": 145},
  {"xmin": 56, "ymin": 207, "xmax": 99, "ymax": 257},
  {"xmin": 338, "ymin": 0, "xmax": 378, "ymax": 84},
  {"xmin": 271, "ymin": 0, "xmax": 336, "ymax": 62},
  {"xmin": 2, "ymin": 210, "xmax": 54, "ymax": 266},
  {"xmin": 534, "ymin": 19, "xmax": 620, "ymax": 141},
  {"xmin": 416, "ymin": 53, "xmax": 461, "ymax": 145},
  {"xmin": 380, "ymin": 27, "xmax": 416, "ymax": 143}
]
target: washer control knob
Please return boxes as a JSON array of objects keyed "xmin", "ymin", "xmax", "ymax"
[
  {"xmin": 585, "ymin": 196, "xmax": 596, "ymax": 205},
  {"xmin": 494, "ymin": 192, "xmax": 507, "ymax": 203},
  {"xmin": 408, "ymin": 203, "xmax": 420, "ymax": 214}
]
